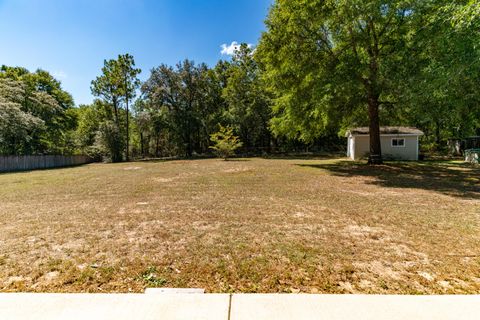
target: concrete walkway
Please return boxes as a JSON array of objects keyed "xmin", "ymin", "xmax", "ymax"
[{"xmin": 0, "ymin": 293, "xmax": 479, "ymax": 319}]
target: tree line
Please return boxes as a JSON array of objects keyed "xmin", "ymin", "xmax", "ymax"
[
  {"xmin": 0, "ymin": 66, "xmax": 75, "ymax": 155},
  {"xmin": 75, "ymin": 46, "xmax": 275, "ymax": 161},
  {"xmin": 1, "ymin": 1, "xmax": 478, "ymax": 163}
]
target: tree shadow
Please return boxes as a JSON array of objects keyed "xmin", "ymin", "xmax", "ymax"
[
  {"xmin": 135, "ymin": 156, "xmax": 251, "ymax": 163},
  {"xmin": 0, "ymin": 163, "xmax": 91, "ymax": 175},
  {"xmin": 224, "ymin": 159, "xmax": 252, "ymax": 162},
  {"xmin": 134, "ymin": 155, "xmax": 214, "ymax": 163},
  {"xmin": 263, "ymin": 152, "xmax": 344, "ymax": 161},
  {"xmin": 297, "ymin": 160, "xmax": 480, "ymax": 199}
]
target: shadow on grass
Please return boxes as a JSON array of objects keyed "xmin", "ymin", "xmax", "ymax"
[
  {"xmin": 298, "ymin": 160, "xmax": 480, "ymax": 199},
  {"xmin": 135, "ymin": 156, "xmax": 251, "ymax": 163},
  {"xmin": 224, "ymin": 159, "xmax": 252, "ymax": 162},
  {"xmin": 133, "ymin": 152, "xmax": 343, "ymax": 163},
  {"xmin": 134, "ymin": 155, "xmax": 213, "ymax": 163},
  {"xmin": 263, "ymin": 152, "xmax": 344, "ymax": 161},
  {"xmin": 0, "ymin": 163, "xmax": 92, "ymax": 176}
]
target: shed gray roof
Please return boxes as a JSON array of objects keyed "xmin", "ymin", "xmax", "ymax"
[{"xmin": 347, "ymin": 126, "xmax": 424, "ymax": 136}]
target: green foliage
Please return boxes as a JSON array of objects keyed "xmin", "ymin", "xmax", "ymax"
[
  {"xmin": 90, "ymin": 54, "xmax": 141, "ymax": 116},
  {"xmin": 133, "ymin": 99, "xmax": 177, "ymax": 157},
  {"xmin": 449, "ymin": 1, "xmax": 480, "ymax": 29},
  {"xmin": 115, "ymin": 54, "xmax": 141, "ymax": 161},
  {"xmin": 256, "ymin": 0, "xmax": 480, "ymax": 158},
  {"xmin": 91, "ymin": 54, "xmax": 141, "ymax": 161},
  {"xmin": 94, "ymin": 120, "xmax": 125, "ymax": 162},
  {"xmin": 0, "ymin": 81, "xmax": 45, "ymax": 154},
  {"xmin": 223, "ymin": 44, "xmax": 271, "ymax": 151},
  {"xmin": 91, "ymin": 59, "xmax": 123, "ymax": 125},
  {"xmin": 257, "ymin": 0, "xmax": 423, "ymax": 161},
  {"xmin": 138, "ymin": 55, "xmax": 276, "ymax": 159},
  {"xmin": 384, "ymin": 2, "xmax": 480, "ymax": 147},
  {"xmin": 116, "ymin": 54, "xmax": 142, "ymax": 102},
  {"xmin": 210, "ymin": 125, "xmax": 243, "ymax": 159},
  {"xmin": 0, "ymin": 66, "xmax": 76, "ymax": 155},
  {"xmin": 138, "ymin": 266, "xmax": 167, "ymax": 287},
  {"xmin": 4, "ymin": 6, "xmax": 478, "ymax": 160},
  {"xmin": 74, "ymin": 103, "xmax": 103, "ymax": 150},
  {"xmin": 72, "ymin": 98, "xmax": 136, "ymax": 162},
  {"xmin": 142, "ymin": 60, "xmax": 217, "ymax": 157}
]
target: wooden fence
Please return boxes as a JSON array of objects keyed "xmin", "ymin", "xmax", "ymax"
[{"xmin": 0, "ymin": 155, "xmax": 93, "ymax": 173}]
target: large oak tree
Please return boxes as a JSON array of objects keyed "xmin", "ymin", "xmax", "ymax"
[{"xmin": 257, "ymin": 0, "xmax": 429, "ymax": 163}]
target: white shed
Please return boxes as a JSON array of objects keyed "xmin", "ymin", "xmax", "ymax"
[{"xmin": 346, "ymin": 127, "xmax": 424, "ymax": 161}]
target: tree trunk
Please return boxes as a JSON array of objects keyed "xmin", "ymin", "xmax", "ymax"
[
  {"xmin": 362, "ymin": 19, "xmax": 383, "ymax": 165},
  {"xmin": 185, "ymin": 114, "xmax": 193, "ymax": 158},
  {"xmin": 113, "ymin": 98, "xmax": 120, "ymax": 128},
  {"xmin": 435, "ymin": 120, "xmax": 441, "ymax": 149},
  {"xmin": 140, "ymin": 131, "xmax": 144, "ymax": 158},
  {"xmin": 155, "ymin": 135, "xmax": 160, "ymax": 157},
  {"xmin": 186, "ymin": 133, "xmax": 193, "ymax": 158},
  {"xmin": 125, "ymin": 95, "xmax": 130, "ymax": 162},
  {"xmin": 368, "ymin": 94, "xmax": 383, "ymax": 165}
]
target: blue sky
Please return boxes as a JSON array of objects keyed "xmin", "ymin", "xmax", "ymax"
[{"xmin": 0, "ymin": 0, "xmax": 272, "ymax": 105}]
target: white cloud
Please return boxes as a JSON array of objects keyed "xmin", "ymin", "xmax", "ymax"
[
  {"xmin": 52, "ymin": 70, "xmax": 67, "ymax": 80},
  {"xmin": 220, "ymin": 41, "xmax": 253, "ymax": 55}
]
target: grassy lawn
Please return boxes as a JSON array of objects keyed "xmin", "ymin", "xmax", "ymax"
[{"xmin": 0, "ymin": 157, "xmax": 479, "ymax": 294}]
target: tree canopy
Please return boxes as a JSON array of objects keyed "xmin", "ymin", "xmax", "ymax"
[
  {"xmin": 0, "ymin": 66, "xmax": 75, "ymax": 155},
  {"xmin": 257, "ymin": 0, "xmax": 480, "ymax": 162},
  {"xmin": 90, "ymin": 54, "xmax": 141, "ymax": 161},
  {"xmin": 1, "ymin": 2, "xmax": 478, "ymax": 161}
]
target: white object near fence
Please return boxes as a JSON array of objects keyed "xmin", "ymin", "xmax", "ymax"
[{"xmin": 465, "ymin": 149, "xmax": 479, "ymax": 164}]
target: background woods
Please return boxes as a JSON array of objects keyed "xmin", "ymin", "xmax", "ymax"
[{"xmin": 1, "ymin": 1, "xmax": 479, "ymax": 161}]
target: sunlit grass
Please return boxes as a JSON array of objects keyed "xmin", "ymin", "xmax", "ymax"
[{"xmin": 0, "ymin": 158, "xmax": 479, "ymax": 293}]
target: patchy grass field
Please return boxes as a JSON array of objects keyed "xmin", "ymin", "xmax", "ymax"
[{"xmin": 0, "ymin": 157, "xmax": 479, "ymax": 294}]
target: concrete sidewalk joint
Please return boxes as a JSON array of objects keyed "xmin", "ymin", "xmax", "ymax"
[{"xmin": 227, "ymin": 294, "xmax": 233, "ymax": 320}]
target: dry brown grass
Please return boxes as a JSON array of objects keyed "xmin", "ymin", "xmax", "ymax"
[{"xmin": 0, "ymin": 157, "xmax": 479, "ymax": 294}]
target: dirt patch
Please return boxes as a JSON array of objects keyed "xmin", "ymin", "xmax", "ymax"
[{"xmin": 0, "ymin": 158, "xmax": 479, "ymax": 293}]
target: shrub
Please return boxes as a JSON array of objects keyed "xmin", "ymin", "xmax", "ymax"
[{"xmin": 209, "ymin": 125, "xmax": 243, "ymax": 160}]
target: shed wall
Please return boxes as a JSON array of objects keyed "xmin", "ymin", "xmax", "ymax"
[{"xmin": 350, "ymin": 135, "xmax": 419, "ymax": 161}]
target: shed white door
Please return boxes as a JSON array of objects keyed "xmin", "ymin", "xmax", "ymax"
[{"xmin": 348, "ymin": 136, "xmax": 354, "ymax": 159}]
